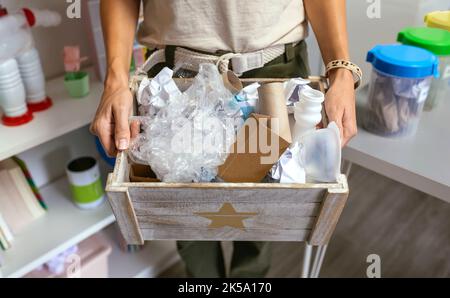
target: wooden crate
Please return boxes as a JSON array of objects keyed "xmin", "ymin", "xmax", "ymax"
[{"xmin": 106, "ymin": 76, "xmax": 348, "ymax": 246}]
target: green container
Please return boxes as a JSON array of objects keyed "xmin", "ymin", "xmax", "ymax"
[
  {"xmin": 397, "ymin": 27, "xmax": 450, "ymax": 110},
  {"xmin": 64, "ymin": 71, "xmax": 90, "ymax": 98},
  {"xmin": 66, "ymin": 157, "xmax": 105, "ymax": 209}
]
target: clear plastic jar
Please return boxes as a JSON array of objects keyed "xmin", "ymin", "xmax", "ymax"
[
  {"xmin": 364, "ymin": 45, "xmax": 438, "ymax": 138},
  {"xmin": 363, "ymin": 69, "xmax": 432, "ymax": 137},
  {"xmin": 425, "ymin": 55, "xmax": 450, "ymax": 110},
  {"xmin": 397, "ymin": 27, "xmax": 450, "ymax": 111}
]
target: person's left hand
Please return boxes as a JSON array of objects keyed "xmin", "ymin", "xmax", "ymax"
[{"xmin": 324, "ymin": 68, "xmax": 357, "ymax": 147}]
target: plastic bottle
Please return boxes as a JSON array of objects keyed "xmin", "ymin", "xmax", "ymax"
[
  {"xmin": 0, "ymin": 8, "xmax": 61, "ymax": 122},
  {"xmin": 0, "ymin": 59, "xmax": 32, "ymax": 126},
  {"xmin": 292, "ymin": 89, "xmax": 325, "ymax": 142},
  {"xmin": 17, "ymin": 48, "xmax": 51, "ymax": 111}
]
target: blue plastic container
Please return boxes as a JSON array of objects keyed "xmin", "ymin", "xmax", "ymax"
[{"xmin": 364, "ymin": 45, "xmax": 439, "ymax": 137}]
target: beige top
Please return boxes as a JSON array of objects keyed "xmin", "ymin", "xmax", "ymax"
[{"xmin": 138, "ymin": 0, "xmax": 308, "ymax": 53}]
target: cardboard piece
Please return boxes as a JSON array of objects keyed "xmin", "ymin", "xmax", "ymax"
[
  {"xmin": 218, "ymin": 82, "xmax": 292, "ymax": 182},
  {"xmin": 218, "ymin": 114, "xmax": 291, "ymax": 183},
  {"xmin": 256, "ymin": 82, "xmax": 292, "ymax": 143},
  {"xmin": 129, "ymin": 164, "xmax": 160, "ymax": 182}
]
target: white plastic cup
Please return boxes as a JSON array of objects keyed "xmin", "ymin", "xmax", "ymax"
[
  {"xmin": 0, "ymin": 59, "xmax": 28, "ymax": 117},
  {"xmin": 16, "ymin": 48, "xmax": 47, "ymax": 104}
]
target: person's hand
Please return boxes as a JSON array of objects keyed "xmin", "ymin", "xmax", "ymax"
[
  {"xmin": 324, "ymin": 68, "xmax": 357, "ymax": 147},
  {"xmin": 90, "ymin": 81, "xmax": 140, "ymax": 157}
]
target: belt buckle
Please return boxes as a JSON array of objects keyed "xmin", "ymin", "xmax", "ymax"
[{"xmin": 231, "ymin": 51, "xmax": 264, "ymax": 75}]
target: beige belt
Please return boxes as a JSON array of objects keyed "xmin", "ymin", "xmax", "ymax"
[{"xmin": 138, "ymin": 44, "xmax": 286, "ymax": 76}]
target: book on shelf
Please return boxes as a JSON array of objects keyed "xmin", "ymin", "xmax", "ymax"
[
  {"xmin": 12, "ymin": 157, "xmax": 47, "ymax": 210},
  {"xmin": 0, "ymin": 213, "xmax": 13, "ymax": 250},
  {"xmin": 0, "ymin": 158, "xmax": 47, "ymax": 250}
]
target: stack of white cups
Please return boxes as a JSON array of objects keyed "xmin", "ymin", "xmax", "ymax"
[
  {"xmin": 0, "ymin": 58, "xmax": 30, "ymax": 125},
  {"xmin": 17, "ymin": 48, "xmax": 47, "ymax": 108}
]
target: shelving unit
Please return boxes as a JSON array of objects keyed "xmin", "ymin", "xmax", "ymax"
[
  {"xmin": 0, "ymin": 70, "xmax": 179, "ymax": 278},
  {"xmin": 0, "ymin": 68, "xmax": 103, "ymax": 161},
  {"xmin": 0, "ymin": 175, "xmax": 115, "ymax": 278}
]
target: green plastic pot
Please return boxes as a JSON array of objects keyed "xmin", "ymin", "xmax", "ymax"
[{"xmin": 64, "ymin": 71, "xmax": 90, "ymax": 98}]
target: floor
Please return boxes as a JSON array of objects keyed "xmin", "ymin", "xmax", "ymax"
[{"xmin": 159, "ymin": 164, "xmax": 450, "ymax": 278}]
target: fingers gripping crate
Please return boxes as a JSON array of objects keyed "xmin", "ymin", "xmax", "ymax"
[{"xmin": 105, "ymin": 76, "xmax": 349, "ymax": 246}]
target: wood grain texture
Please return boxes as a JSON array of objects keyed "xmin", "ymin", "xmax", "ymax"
[
  {"xmin": 308, "ymin": 192, "xmax": 349, "ymax": 246},
  {"xmin": 133, "ymin": 201, "xmax": 321, "ymax": 217},
  {"xmin": 127, "ymin": 187, "xmax": 325, "ymax": 241},
  {"xmin": 136, "ymin": 215, "xmax": 315, "ymax": 230},
  {"xmin": 128, "ymin": 187, "xmax": 327, "ymax": 203},
  {"xmin": 106, "ymin": 191, "xmax": 144, "ymax": 245},
  {"xmin": 105, "ymin": 176, "xmax": 349, "ymax": 243},
  {"xmin": 140, "ymin": 227, "xmax": 311, "ymax": 241}
]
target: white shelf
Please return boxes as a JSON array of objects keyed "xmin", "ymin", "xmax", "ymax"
[
  {"xmin": 0, "ymin": 68, "xmax": 103, "ymax": 161},
  {"xmin": 0, "ymin": 175, "xmax": 115, "ymax": 278},
  {"xmin": 102, "ymin": 226, "xmax": 179, "ymax": 278}
]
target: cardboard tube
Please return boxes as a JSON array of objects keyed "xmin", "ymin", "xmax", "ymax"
[
  {"xmin": 257, "ymin": 82, "xmax": 292, "ymax": 143},
  {"xmin": 222, "ymin": 70, "xmax": 243, "ymax": 94}
]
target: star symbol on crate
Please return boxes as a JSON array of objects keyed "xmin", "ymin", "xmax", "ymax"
[{"xmin": 195, "ymin": 203, "xmax": 258, "ymax": 230}]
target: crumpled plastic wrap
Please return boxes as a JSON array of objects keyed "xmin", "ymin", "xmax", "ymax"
[
  {"xmin": 232, "ymin": 78, "xmax": 312, "ymax": 120},
  {"xmin": 234, "ymin": 82, "xmax": 260, "ymax": 119},
  {"xmin": 270, "ymin": 142, "xmax": 306, "ymax": 183},
  {"xmin": 130, "ymin": 63, "xmax": 242, "ymax": 182},
  {"xmin": 363, "ymin": 69, "xmax": 431, "ymax": 137},
  {"xmin": 137, "ymin": 67, "xmax": 182, "ymax": 117}
]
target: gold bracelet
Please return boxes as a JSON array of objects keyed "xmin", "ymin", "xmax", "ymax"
[{"xmin": 325, "ymin": 60, "xmax": 363, "ymax": 89}]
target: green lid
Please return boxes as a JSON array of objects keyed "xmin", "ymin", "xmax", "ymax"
[{"xmin": 397, "ymin": 27, "xmax": 450, "ymax": 56}]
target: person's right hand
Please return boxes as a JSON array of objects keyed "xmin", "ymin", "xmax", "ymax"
[{"xmin": 90, "ymin": 83, "xmax": 140, "ymax": 157}]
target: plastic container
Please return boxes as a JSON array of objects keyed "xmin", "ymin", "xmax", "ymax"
[
  {"xmin": 424, "ymin": 11, "xmax": 450, "ymax": 31},
  {"xmin": 364, "ymin": 45, "xmax": 438, "ymax": 137},
  {"xmin": 398, "ymin": 27, "xmax": 450, "ymax": 110},
  {"xmin": 66, "ymin": 156, "xmax": 105, "ymax": 209},
  {"xmin": 0, "ymin": 58, "xmax": 33, "ymax": 126},
  {"xmin": 298, "ymin": 122, "xmax": 341, "ymax": 183},
  {"xmin": 64, "ymin": 71, "xmax": 90, "ymax": 98},
  {"xmin": 17, "ymin": 47, "xmax": 52, "ymax": 111},
  {"xmin": 292, "ymin": 89, "xmax": 324, "ymax": 142}
]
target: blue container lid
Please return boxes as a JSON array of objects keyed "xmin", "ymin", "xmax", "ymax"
[{"xmin": 367, "ymin": 45, "xmax": 439, "ymax": 78}]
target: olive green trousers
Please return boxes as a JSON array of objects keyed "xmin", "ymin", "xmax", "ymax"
[{"xmin": 147, "ymin": 41, "xmax": 310, "ymax": 278}]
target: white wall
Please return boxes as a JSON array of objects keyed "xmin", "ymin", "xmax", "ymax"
[
  {"xmin": 17, "ymin": 126, "xmax": 100, "ymax": 188},
  {"xmin": 346, "ymin": 0, "xmax": 450, "ymax": 85},
  {"xmin": 1, "ymin": 0, "xmax": 93, "ymax": 79}
]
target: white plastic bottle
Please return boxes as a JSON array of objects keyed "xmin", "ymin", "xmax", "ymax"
[
  {"xmin": 0, "ymin": 8, "xmax": 61, "ymax": 116},
  {"xmin": 293, "ymin": 89, "xmax": 325, "ymax": 142},
  {"xmin": 0, "ymin": 58, "xmax": 31, "ymax": 125},
  {"xmin": 16, "ymin": 48, "xmax": 50, "ymax": 110}
]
